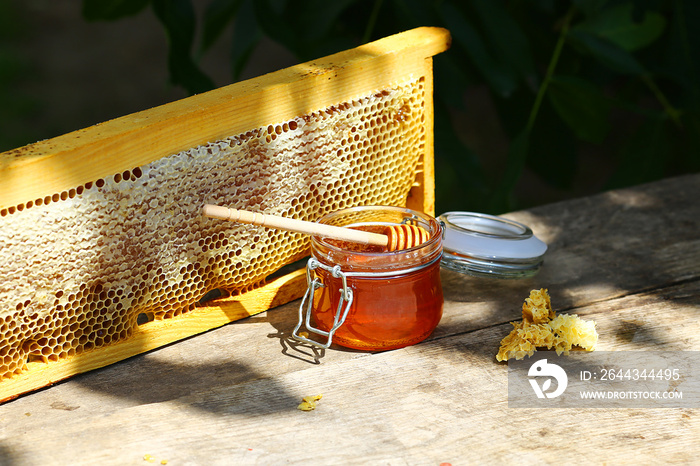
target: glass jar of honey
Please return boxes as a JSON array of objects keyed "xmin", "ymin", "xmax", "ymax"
[{"xmin": 292, "ymin": 206, "xmax": 443, "ymax": 351}]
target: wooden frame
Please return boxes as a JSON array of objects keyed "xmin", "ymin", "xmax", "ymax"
[{"xmin": 0, "ymin": 27, "xmax": 451, "ymax": 402}]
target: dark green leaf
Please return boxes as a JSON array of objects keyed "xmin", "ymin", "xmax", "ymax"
[
  {"xmin": 82, "ymin": 0, "xmax": 150, "ymax": 21},
  {"xmin": 0, "ymin": 0, "xmax": 25, "ymax": 38},
  {"xmin": 606, "ymin": 116, "xmax": 668, "ymax": 189},
  {"xmin": 528, "ymin": 99, "xmax": 578, "ymax": 190},
  {"xmin": 491, "ymin": 86, "xmax": 537, "ymax": 139},
  {"xmin": 433, "ymin": 55, "xmax": 471, "ymax": 112},
  {"xmin": 152, "ymin": 0, "xmax": 215, "ymax": 94},
  {"xmin": 252, "ymin": 0, "xmax": 361, "ymax": 59},
  {"xmin": 573, "ymin": 3, "xmax": 666, "ymax": 51},
  {"xmin": 252, "ymin": 0, "xmax": 300, "ymax": 56},
  {"xmin": 547, "ymin": 75, "xmax": 612, "ymax": 143},
  {"xmin": 663, "ymin": 0, "xmax": 700, "ymax": 107},
  {"xmin": 568, "ymin": 29, "xmax": 646, "ymax": 74},
  {"xmin": 572, "ymin": 0, "xmax": 611, "ymax": 18},
  {"xmin": 390, "ymin": 0, "xmax": 440, "ymax": 27},
  {"xmin": 433, "ymin": 102, "xmax": 490, "ymax": 213},
  {"xmin": 297, "ymin": 0, "xmax": 360, "ymax": 41},
  {"xmin": 230, "ymin": 0, "xmax": 262, "ymax": 81},
  {"xmin": 438, "ymin": 2, "xmax": 517, "ymax": 97},
  {"xmin": 490, "ymin": 129, "xmax": 530, "ymax": 213},
  {"xmin": 152, "ymin": 0, "xmax": 195, "ymax": 51},
  {"xmin": 679, "ymin": 113, "xmax": 700, "ymax": 171},
  {"xmin": 200, "ymin": 0, "xmax": 244, "ymax": 55},
  {"xmin": 471, "ymin": 0, "xmax": 537, "ymax": 84}
]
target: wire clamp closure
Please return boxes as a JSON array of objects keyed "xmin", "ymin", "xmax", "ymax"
[{"xmin": 292, "ymin": 258, "xmax": 353, "ymax": 349}]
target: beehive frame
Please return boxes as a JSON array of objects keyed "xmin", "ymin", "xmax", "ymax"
[{"xmin": 0, "ymin": 27, "xmax": 451, "ymax": 402}]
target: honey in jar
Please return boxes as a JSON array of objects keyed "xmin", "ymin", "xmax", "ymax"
[{"xmin": 294, "ymin": 206, "xmax": 443, "ymax": 351}]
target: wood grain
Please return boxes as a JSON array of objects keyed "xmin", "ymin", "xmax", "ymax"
[
  {"xmin": 0, "ymin": 27, "xmax": 450, "ymax": 212},
  {"xmin": 0, "ymin": 175, "xmax": 697, "ymax": 464},
  {"xmin": 0, "ymin": 27, "xmax": 450, "ymax": 403},
  {"xmin": 202, "ymin": 205, "xmax": 390, "ymax": 246},
  {"xmin": 0, "ymin": 281, "xmax": 697, "ymax": 465}
]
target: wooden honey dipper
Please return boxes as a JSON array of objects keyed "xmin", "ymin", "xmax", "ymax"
[{"xmin": 202, "ymin": 205, "xmax": 430, "ymax": 251}]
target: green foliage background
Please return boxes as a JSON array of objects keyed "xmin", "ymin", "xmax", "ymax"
[{"xmin": 61, "ymin": 1, "xmax": 700, "ymax": 212}]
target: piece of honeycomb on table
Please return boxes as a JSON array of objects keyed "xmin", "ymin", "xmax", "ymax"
[{"xmin": 497, "ymin": 289, "xmax": 598, "ymax": 361}]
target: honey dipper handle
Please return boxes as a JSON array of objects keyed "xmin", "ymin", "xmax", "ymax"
[{"xmin": 202, "ymin": 205, "xmax": 389, "ymax": 247}]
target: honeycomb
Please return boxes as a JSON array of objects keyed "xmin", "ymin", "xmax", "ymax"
[{"xmin": 0, "ymin": 78, "xmax": 427, "ymax": 381}]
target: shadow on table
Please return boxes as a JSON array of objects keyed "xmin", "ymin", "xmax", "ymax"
[
  {"xmin": 0, "ymin": 443, "xmax": 23, "ymax": 466},
  {"xmin": 263, "ymin": 302, "xmax": 326, "ymax": 365},
  {"xmin": 69, "ymin": 300, "xmax": 363, "ymax": 416},
  {"xmin": 73, "ymin": 355, "xmax": 302, "ymax": 416},
  {"xmin": 423, "ymin": 177, "xmax": 700, "ymax": 361},
  {"xmin": 67, "ymin": 176, "xmax": 699, "ymax": 415},
  {"xmin": 263, "ymin": 301, "xmax": 370, "ymax": 364}
]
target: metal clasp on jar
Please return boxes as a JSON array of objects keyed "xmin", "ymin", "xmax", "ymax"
[{"xmin": 292, "ymin": 257, "xmax": 354, "ymax": 349}]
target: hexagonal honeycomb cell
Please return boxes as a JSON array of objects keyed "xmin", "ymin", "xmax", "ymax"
[
  {"xmin": 0, "ymin": 28, "xmax": 452, "ymax": 401},
  {"xmin": 0, "ymin": 76, "xmax": 429, "ymax": 381}
]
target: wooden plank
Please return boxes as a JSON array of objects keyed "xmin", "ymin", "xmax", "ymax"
[
  {"xmin": 0, "ymin": 175, "xmax": 697, "ymax": 464},
  {"xmin": 0, "ymin": 281, "xmax": 697, "ymax": 464},
  {"xmin": 5, "ymin": 174, "xmax": 690, "ymax": 399},
  {"xmin": 0, "ymin": 26, "xmax": 451, "ymax": 403},
  {"xmin": 11, "ymin": 175, "xmax": 692, "ymax": 409},
  {"xmin": 436, "ymin": 174, "xmax": 700, "ymax": 335}
]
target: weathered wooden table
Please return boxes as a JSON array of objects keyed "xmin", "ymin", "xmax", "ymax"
[{"xmin": 1, "ymin": 174, "xmax": 698, "ymax": 465}]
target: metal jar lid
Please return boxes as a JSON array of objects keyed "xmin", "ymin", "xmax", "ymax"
[{"xmin": 437, "ymin": 212, "xmax": 547, "ymax": 279}]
